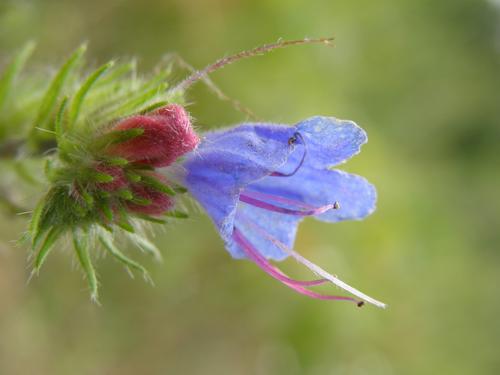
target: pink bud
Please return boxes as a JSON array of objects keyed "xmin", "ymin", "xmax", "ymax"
[{"xmin": 108, "ymin": 104, "xmax": 199, "ymax": 167}]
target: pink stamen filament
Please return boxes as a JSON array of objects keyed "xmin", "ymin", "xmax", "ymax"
[
  {"xmin": 242, "ymin": 189, "xmax": 321, "ymax": 210},
  {"xmin": 240, "ymin": 219, "xmax": 387, "ymax": 309},
  {"xmin": 239, "ymin": 194, "xmax": 335, "ymax": 216},
  {"xmin": 271, "ymin": 132, "xmax": 307, "ymax": 177},
  {"xmin": 233, "ymin": 228, "xmax": 360, "ymax": 304}
]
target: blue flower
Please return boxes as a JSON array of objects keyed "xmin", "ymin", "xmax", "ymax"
[{"xmin": 179, "ymin": 116, "xmax": 385, "ymax": 308}]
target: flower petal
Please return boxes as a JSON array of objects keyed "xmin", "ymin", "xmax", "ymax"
[
  {"xmin": 181, "ymin": 123, "xmax": 295, "ymax": 242},
  {"xmin": 291, "ymin": 116, "xmax": 368, "ymax": 169},
  {"xmin": 228, "ymin": 204, "xmax": 300, "ymax": 260},
  {"xmin": 247, "ymin": 167, "xmax": 376, "ymax": 222}
]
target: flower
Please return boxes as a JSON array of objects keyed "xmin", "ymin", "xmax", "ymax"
[{"xmin": 178, "ymin": 116, "xmax": 385, "ymax": 308}]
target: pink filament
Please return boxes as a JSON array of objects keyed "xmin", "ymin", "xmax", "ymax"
[
  {"xmin": 271, "ymin": 132, "xmax": 307, "ymax": 177},
  {"xmin": 239, "ymin": 194, "xmax": 335, "ymax": 216},
  {"xmin": 242, "ymin": 189, "xmax": 319, "ymax": 210},
  {"xmin": 233, "ymin": 228, "xmax": 359, "ymax": 303}
]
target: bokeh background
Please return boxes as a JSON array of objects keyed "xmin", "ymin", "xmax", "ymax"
[{"xmin": 1, "ymin": 0, "xmax": 499, "ymax": 374}]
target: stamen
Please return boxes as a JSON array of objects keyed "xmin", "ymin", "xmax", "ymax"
[
  {"xmin": 271, "ymin": 132, "xmax": 307, "ymax": 177},
  {"xmin": 243, "ymin": 189, "xmax": 339, "ymax": 211},
  {"xmin": 233, "ymin": 228, "xmax": 359, "ymax": 303},
  {"xmin": 241, "ymin": 219, "xmax": 387, "ymax": 308},
  {"xmin": 239, "ymin": 193, "xmax": 335, "ymax": 216}
]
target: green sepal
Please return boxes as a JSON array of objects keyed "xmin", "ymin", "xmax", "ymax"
[
  {"xmin": 135, "ymin": 214, "xmax": 167, "ymax": 224},
  {"xmin": 164, "ymin": 210, "xmax": 189, "ymax": 219},
  {"xmin": 139, "ymin": 100, "xmax": 168, "ymax": 114},
  {"xmin": 125, "ymin": 171, "xmax": 141, "ymax": 183},
  {"xmin": 0, "ymin": 41, "xmax": 35, "ymax": 111},
  {"xmin": 33, "ymin": 226, "xmax": 62, "ymax": 273},
  {"xmin": 131, "ymin": 197, "xmax": 152, "ymax": 206},
  {"xmin": 72, "ymin": 229, "xmax": 99, "ymax": 302},
  {"xmin": 98, "ymin": 234, "xmax": 152, "ymax": 283},
  {"xmin": 128, "ymin": 233, "xmax": 162, "ymax": 262},
  {"xmin": 67, "ymin": 61, "xmax": 114, "ymax": 128},
  {"xmin": 90, "ymin": 171, "xmax": 115, "ymax": 183},
  {"xmin": 93, "ymin": 128, "xmax": 144, "ymax": 151},
  {"xmin": 32, "ymin": 44, "xmax": 87, "ymax": 136},
  {"xmin": 103, "ymin": 157, "xmax": 129, "ymax": 166},
  {"xmin": 140, "ymin": 174, "xmax": 176, "ymax": 196},
  {"xmin": 116, "ymin": 189, "xmax": 134, "ymax": 200}
]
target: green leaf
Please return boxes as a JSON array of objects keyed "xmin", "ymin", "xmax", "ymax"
[
  {"xmin": 67, "ymin": 61, "xmax": 114, "ymax": 128},
  {"xmin": 72, "ymin": 229, "xmax": 99, "ymax": 302},
  {"xmin": 33, "ymin": 44, "xmax": 87, "ymax": 133},
  {"xmin": 33, "ymin": 227, "xmax": 61, "ymax": 272},
  {"xmin": 99, "ymin": 234, "xmax": 151, "ymax": 282},
  {"xmin": 0, "ymin": 41, "xmax": 35, "ymax": 111}
]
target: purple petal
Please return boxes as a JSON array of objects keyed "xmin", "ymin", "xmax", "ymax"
[
  {"xmin": 292, "ymin": 116, "xmax": 368, "ymax": 169},
  {"xmin": 181, "ymin": 123, "xmax": 295, "ymax": 243},
  {"xmin": 247, "ymin": 167, "xmax": 376, "ymax": 223},
  {"xmin": 229, "ymin": 203, "xmax": 300, "ymax": 260}
]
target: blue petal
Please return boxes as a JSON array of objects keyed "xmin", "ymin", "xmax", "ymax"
[
  {"xmin": 247, "ymin": 167, "xmax": 377, "ymax": 223},
  {"xmin": 290, "ymin": 116, "xmax": 368, "ymax": 170},
  {"xmin": 182, "ymin": 123, "xmax": 295, "ymax": 243},
  {"xmin": 228, "ymin": 203, "xmax": 300, "ymax": 260}
]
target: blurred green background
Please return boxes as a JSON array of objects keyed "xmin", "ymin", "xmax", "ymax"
[{"xmin": 1, "ymin": 0, "xmax": 499, "ymax": 374}]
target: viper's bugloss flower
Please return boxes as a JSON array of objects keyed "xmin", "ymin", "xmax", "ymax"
[
  {"xmin": 179, "ymin": 116, "xmax": 385, "ymax": 308},
  {"xmin": 107, "ymin": 104, "xmax": 199, "ymax": 167}
]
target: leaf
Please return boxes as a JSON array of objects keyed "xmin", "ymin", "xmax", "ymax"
[
  {"xmin": 67, "ymin": 61, "xmax": 114, "ymax": 128},
  {"xmin": 99, "ymin": 234, "xmax": 151, "ymax": 282},
  {"xmin": 33, "ymin": 44, "xmax": 87, "ymax": 133},
  {"xmin": 72, "ymin": 229, "xmax": 99, "ymax": 302},
  {"xmin": 0, "ymin": 41, "xmax": 35, "ymax": 111}
]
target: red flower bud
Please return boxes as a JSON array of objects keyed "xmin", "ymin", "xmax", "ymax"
[{"xmin": 108, "ymin": 104, "xmax": 199, "ymax": 167}]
